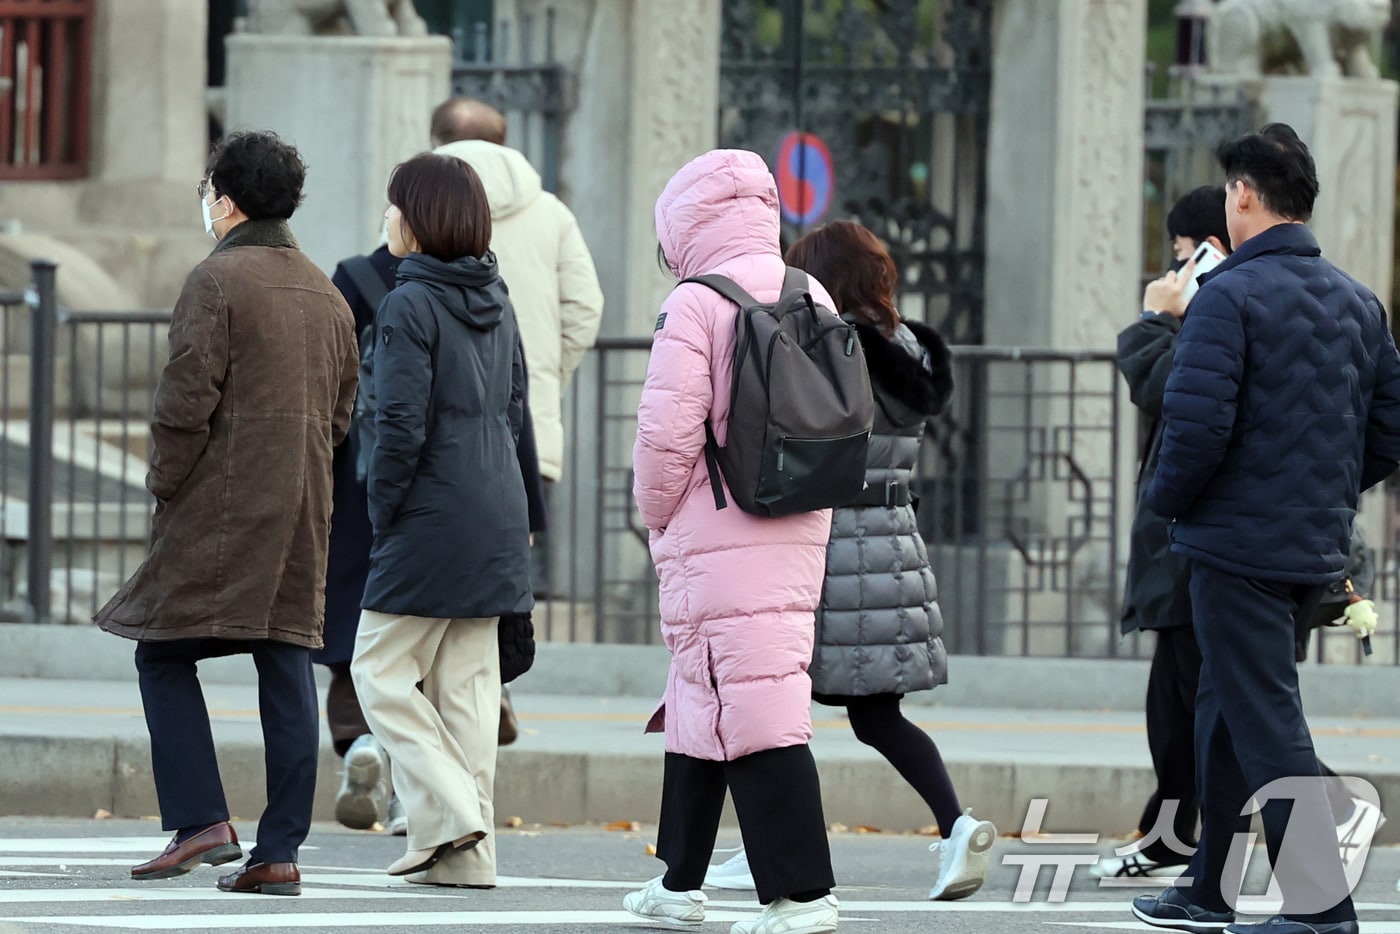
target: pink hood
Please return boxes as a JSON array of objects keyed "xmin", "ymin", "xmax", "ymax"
[
  {"xmin": 655, "ymin": 150, "xmax": 784, "ymax": 280},
  {"xmin": 635, "ymin": 149, "xmax": 834, "ymax": 762}
]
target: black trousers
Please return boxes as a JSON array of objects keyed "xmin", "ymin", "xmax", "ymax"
[
  {"xmin": 656, "ymin": 747, "xmax": 835, "ymax": 905},
  {"xmin": 135, "ymin": 638, "xmax": 319, "ymax": 866},
  {"xmin": 1138, "ymin": 626, "xmax": 1206, "ymax": 861},
  {"xmin": 1138, "ymin": 626, "xmax": 1357, "ymax": 863},
  {"xmin": 325, "ymin": 662, "xmax": 372, "ymax": 757},
  {"xmin": 1182, "ymin": 561, "xmax": 1355, "ymax": 924}
]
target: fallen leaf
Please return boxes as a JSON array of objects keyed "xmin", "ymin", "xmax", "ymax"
[
  {"xmin": 828, "ymin": 822, "xmax": 848, "ymax": 834},
  {"xmin": 549, "ymin": 822, "xmax": 573, "ymax": 828},
  {"xmin": 916, "ymin": 825, "xmax": 939, "ymax": 837},
  {"xmin": 855, "ymin": 825, "xmax": 882, "ymax": 835},
  {"xmin": 606, "ymin": 820, "xmax": 641, "ymax": 832},
  {"xmin": 93, "ymin": 809, "xmax": 113, "ymax": 820},
  {"xmin": 505, "ymin": 816, "xmax": 524, "ymax": 828},
  {"xmin": 644, "ymin": 843, "xmax": 657, "ymax": 856}
]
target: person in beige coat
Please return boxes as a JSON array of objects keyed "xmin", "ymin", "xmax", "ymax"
[
  {"xmin": 96, "ymin": 131, "xmax": 359, "ymax": 897},
  {"xmin": 430, "ymin": 133, "xmax": 604, "ymax": 486}
]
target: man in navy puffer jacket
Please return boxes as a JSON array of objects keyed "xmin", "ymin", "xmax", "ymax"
[{"xmin": 1130, "ymin": 124, "xmax": 1400, "ymax": 934}]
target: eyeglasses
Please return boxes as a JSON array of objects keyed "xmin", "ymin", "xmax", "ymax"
[{"xmin": 196, "ymin": 178, "xmax": 212, "ymax": 199}]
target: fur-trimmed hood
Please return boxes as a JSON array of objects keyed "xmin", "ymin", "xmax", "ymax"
[{"xmin": 852, "ymin": 319, "xmax": 954, "ymax": 418}]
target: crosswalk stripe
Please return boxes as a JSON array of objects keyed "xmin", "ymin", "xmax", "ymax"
[
  {"xmin": 0, "ymin": 839, "xmax": 320, "ymax": 855},
  {"xmin": 1051, "ymin": 926, "xmax": 1400, "ymax": 934},
  {"xmin": 0, "ymin": 910, "xmax": 760, "ymax": 929},
  {"xmin": 0, "ymin": 887, "xmax": 454, "ymax": 904}
]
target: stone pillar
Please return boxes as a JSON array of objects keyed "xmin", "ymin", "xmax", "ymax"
[
  {"xmin": 985, "ymin": 0, "xmax": 1146, "ymax": 349},
  {"xmin": 1253, "ymin": 77, "xmax": 1398, "ymax": 303},
  {"xmin": 223, "ymin": 35, "xmax": 453, "ymax": 273},
  {"xmin": 86, "ymin": 0, "xmax": 208, "ymax": 226},
  {"xmin": 1248, "ymin": 76, "xmax": 1400, "ymax": 647},
  {"xmin": 516, "ymin": 0, "xmax": 719, "ymax": 638},
  {"xmin": 983, "ymin": 0, "xmax": 1147, "ymax": 654},
  {"xmin": 543, "ymin": 0, "xmax": 720, "ymax": 339}
]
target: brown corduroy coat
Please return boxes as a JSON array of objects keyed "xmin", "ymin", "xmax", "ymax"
[{"xmin": 95, "ymin": 219, "xmax": 359, "ymax": 648}]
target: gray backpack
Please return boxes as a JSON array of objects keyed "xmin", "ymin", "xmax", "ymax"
[{"xmin": 682, "ymin": 268, "xmax": 874, "ymax": 517}]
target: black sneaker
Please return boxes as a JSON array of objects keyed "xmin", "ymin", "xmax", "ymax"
[
  {"xmin": 1131, "ymin": 888, "xmax": 1235, "ymax": 933},
  {"xmin": 1226, "ymin": 918, "xmax": 1358, "ymax": 934}
]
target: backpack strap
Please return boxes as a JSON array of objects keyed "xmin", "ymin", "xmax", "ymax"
[
  {"xmin": 342, "ymin": 254, "xmax": 391, "ymax": 317},
  {"xmin": 781, "ymin": 266, "xmax": 809, "ymax": 294},
  {"xmin": 680, "ymin": 274, "xmax": 760, "ymax": 309},
  {"xmin": 702, "ymin": 421, "xmax": 727, "ymax": 511}
]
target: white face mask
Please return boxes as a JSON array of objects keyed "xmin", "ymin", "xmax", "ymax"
[{"xmin": 201, "ymin": 196, "xmax": 228, "ymax": 239}]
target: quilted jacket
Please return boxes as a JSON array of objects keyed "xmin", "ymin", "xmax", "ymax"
[
  {"xmin": 1147, "ymin": 223, "xmax": 1400, "ymax": 583},
  {"xmin": 810, "ymin": 320, "xmax": 954, "ymax": 698},
  {"xmin": 633, "ymin": 150, "xmax": 836, "ymax": 762}
]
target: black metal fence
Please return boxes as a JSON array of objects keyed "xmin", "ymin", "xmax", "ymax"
[{"xmin": 8, "ymin": 260, "xmax": 1399, "ymax": 666}]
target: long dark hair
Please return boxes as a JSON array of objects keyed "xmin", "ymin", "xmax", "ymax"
[{"xmin": 784, "ymin": 220, "xmax": 900, "ymax": 336}]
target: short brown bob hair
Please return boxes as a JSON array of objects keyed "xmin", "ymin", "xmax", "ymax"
[
  {"xmin": 785, "ymin": 220, "xmax": 900, "ymax": 336},
  {"xmin": 387, "ymin": 153, "xmax": 492, "ymax": 261}
]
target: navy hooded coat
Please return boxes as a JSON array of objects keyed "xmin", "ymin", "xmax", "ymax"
[{"xmin": 360, "ymin": 252, "xmax": 533, "ymax": 619}]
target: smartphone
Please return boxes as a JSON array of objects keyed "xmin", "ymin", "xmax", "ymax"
[{"xmin": 1180, "ymin": 240, "xmax": 1227, "ymax": 304}]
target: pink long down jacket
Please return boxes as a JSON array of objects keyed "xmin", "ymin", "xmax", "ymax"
[{"xmin": 634, "ymin": 150, "xmax": 835, "ymax": 762}]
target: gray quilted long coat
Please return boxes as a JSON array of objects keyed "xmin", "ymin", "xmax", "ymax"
[{"xmin": 810, "ymin": 319, "xmax": 954, "ymax": 700}]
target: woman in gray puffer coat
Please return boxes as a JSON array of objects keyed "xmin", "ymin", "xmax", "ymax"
[{"xmin": 791, "ymin": 221, "xmax": 996, "ymax": 901}]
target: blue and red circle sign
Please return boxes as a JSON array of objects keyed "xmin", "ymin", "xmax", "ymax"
[{"xmin": 775, "ymin": 131, "xmax": 834, "ymax": 227}]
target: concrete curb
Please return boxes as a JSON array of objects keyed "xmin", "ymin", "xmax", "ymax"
[
  {"xmin": 4, "ymin": 733, "xmax": 1398, "ymax": 845},
  {"xmin": 1, "ymin": 623, "xmax": 1394, "ymax": 716}
]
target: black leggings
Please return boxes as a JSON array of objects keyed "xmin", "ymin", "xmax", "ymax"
[{"xmin": 845, "ymin": 693, "xmax": 962, "ymax": 835}]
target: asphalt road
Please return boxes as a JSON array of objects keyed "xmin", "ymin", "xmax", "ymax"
[{"xmin": 0, "ymin": 818, "xmax": 1398, "ymax": 933}]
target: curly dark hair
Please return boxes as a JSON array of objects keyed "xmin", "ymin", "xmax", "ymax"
[{"xmin": 205, "ymin": 131, "xmax": 307, "ymax": 221}]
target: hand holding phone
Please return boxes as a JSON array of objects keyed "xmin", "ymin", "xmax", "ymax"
[{"xmin": 1179, "ymin": 240, "xmax": 1226, "ymax": 304}]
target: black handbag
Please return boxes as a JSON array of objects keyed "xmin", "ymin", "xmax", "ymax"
[{"xmin": 499, "ymin": 612, "xmax": 536, "ymax": 684}]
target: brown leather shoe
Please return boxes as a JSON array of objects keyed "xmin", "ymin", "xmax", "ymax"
[
  {"xmin": 216, "ymin": 861, "xmax": 301, "ymax": 896},
  {"xmin": 131, "ymin": 822, "xmax": 242, "ymax": 880}
]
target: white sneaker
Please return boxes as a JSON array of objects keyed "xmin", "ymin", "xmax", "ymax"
[
  {"xmin": 335, "ymin": 734, "xmax": 390, "ymax": 830},
  {"xmin": 705, "ymin": 849, "xmax": 757, "ymax": 890},
  {"xmin": 385, "ymin": 794, "xmax": 408, "ymax": 837},
  {"xmin": 623, "ymin": 876, "xmax": 706, "ymax": 928},
  {"xmin": 1337, "ymin": 797, "xmax": 1385, "ymax": 872},
  {"xmin": 1088, "ymin": 851, "xmax": 1188, "ymax": 879},
  {"xmin": 729, "ymin": 894, "xmax": 838, "ymax": 934},
  {"xmin": 928, "ymin": 811, "xmax": 996, "ymax": 901}
]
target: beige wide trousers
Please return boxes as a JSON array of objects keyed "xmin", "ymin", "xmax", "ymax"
[{"xmin": 351, "ymin": 611, "xmax": 501, "ymax": 886}]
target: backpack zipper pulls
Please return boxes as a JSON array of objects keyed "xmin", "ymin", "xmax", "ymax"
[
  {"xmin": 845, "ymin": 329, "xmax": 855, "ymax": 356},
  {"xmin": 777, "ymin": 442, "xmax": 785, "ymax": 472}
]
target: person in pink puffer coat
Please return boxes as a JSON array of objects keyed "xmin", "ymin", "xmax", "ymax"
[{"xmin": 622, "ymin": 150, "xmax": 840, "ymax": 934}]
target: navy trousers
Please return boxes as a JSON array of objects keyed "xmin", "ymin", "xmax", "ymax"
[
  {"xmin": 134, "ymin": 638, "xmax": 319, "ymax": 865},
  {"xmin": 1182, "ymin": 561, "xmax": 1355, "ymax": 924}
]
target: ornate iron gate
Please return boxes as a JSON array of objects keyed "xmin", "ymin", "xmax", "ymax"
[{"xmin": 718, "ymin": 0, "xmax": 992, "ymax": 343}]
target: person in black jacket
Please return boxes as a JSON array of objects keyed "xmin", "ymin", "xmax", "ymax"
[
  {"xmin": 1129, "ymin": 125, "xmax": 1400, "ymax": 934},
  {"xmin": 318, "ymin": 242, "xmax": 547, "ymax": 837},
  {"xmin": 1105, "ymin": 188, "xmax": 1377, "ymax": 885},
  {"xmin": 350, "ymin": 153, "xmax": 533, "ymax": 889}
]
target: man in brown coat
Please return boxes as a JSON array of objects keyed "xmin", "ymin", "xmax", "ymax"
[{"xmin": 95, "ymin": 131, "xmax": 358, "ymax": 896}]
